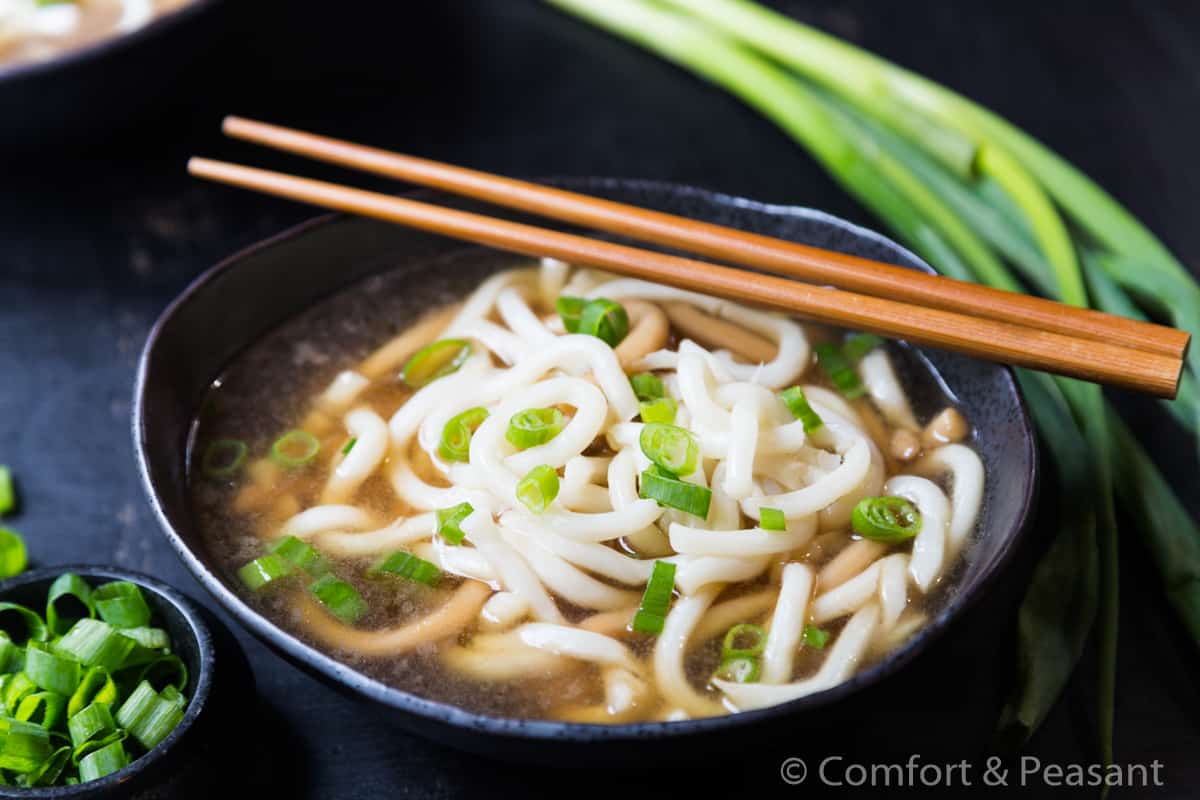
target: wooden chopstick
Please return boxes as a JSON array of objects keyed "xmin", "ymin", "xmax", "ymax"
[
  {"xmin": 221, "ymin": 116, "xmax": 1190, "ymax": 362},
  {"xmin": 187, "ymin": 156, "xmax": 1182, "ymax": 399}
]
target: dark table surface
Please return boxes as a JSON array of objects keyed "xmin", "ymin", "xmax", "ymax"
[{"xmin": 2, "ymin": 1, "xmax": 1199, "ymax": 797}]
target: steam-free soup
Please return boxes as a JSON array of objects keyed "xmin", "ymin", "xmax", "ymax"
[{"xmin": 189, "ymin": 256, "xmax": 984, "ymax": 722}]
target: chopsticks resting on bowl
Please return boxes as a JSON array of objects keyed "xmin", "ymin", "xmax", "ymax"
[{"xmin": 188, "ymin": 122, "xmax": 1188, "ymax": 399}]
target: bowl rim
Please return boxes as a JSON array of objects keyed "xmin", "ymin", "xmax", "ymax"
[
  {"xmin": 132, "ymin": 178, "xmax": 1037, "ymax": 743},
  {"xmin": 0, "ymin": 564, "xmax": 213, "ymax": 797},
  {"xmin": 0, "ymin": 0, "xmax": 224, "ymax": 85}
]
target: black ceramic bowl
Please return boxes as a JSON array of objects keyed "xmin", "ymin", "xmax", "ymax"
[
  {"xmin": 0, "ymin": 0, "xmax": 226, "ymax": 153},
  {"xmin": 0, "ymin": 565, "xmax": 213, "ymax": 797},
  {"xmin": 132, "ymin": 180, "xmax": 1036, "ymax": 765}
]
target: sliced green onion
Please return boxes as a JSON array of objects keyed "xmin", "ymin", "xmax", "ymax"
[
  {"xmin": 92, "ymin": 582, "xmax": 151, "ymax": 629},
  {"xmin": 270, "ymin": 535, "xmax": 330, "ymax": 577},
  {"xmin": 46, "ymin": 573, "xmax": 95, "ymax": 637},
  {"xmin": 15, "ymin": 691, "xmax": 66, "ymax": 730},
  {"xmin": 722, "ymin": 623, "xmax": 768, "ymax": 659},
  {"xmin": 269, "ymin": 430, "xmax": 321, "ymax": 469},
  {"xmin": 367, "ymin": 551, "xmax": 442, "ymax": 587},
  {"xmin": 803, "ymin": 625, "xmax": 830, "ymax": 649},
  {"xmin": 0, "ymin": 466, "xmax": 15, "ymax": 515},
  {"xmin": 758, "ymin": 507, "xmax": 787, "ymax": 531},
  {"xmin": 28, "ymin": 745, "xmax": 71, "ymax": 786},
  {"xmin": 309, "ymin": 575, "xmax": 368, "ymax": 624},
  {"xmin": 779, "ymin": 386, "xmax": 824, "ymax": 433},
  {"xmin": 24, "ymin": 641, "xmax": 80, "ymax": 695},
  {"xmin": 814, "ymin": 343, "xmax": 865, "ymax": 399},
  {"xmin": 115, "ymin": 679, "xmax": 187, "ymax": 752},
  {"xmin": 400, "ymin": 339, "xmax": 471, "ymax": 388},
  {"xmin": 68, "ymin": 667, "xmax": 118, "ymax": 719},
  {"xmin": 714, "ymin": 656, "xmax": 760, "ymax": 683},
  {"xmin": 630, "ymin": 372, "xmax": 665, "ymax": 401},
  {"xmin": 68, "ymin": 702, "xmax": 116, "ymax": 750},
  {"xmin": 0, "ymin": 528, "xmax": 27, "ymax": 579},
  {"xmin": 506, "ymin": 407, "xmax": 565, "ymax": 450},
  {"xmin": 54, "ymin": 619, "xmax": 136, "ymax": 671},
  {"xmin": 77, "ymin": 738, "xmax": 128, "ymax": 782},
  {"xmin": 639, "ymin": 468, "xmax": 712, "ymax": 518},
  {"xmin": 630, "ymin": 560, "xmax": 676, "ymax": 635},
  {"xmin": 341, "ymin": 437, "xmax": 358, "ymax": 456},
  {"xmin": 0, "ymin": 632, "xmax": 21, "ymax": 675},
  {"xmin": 0, "ymin": 602, "xmax": 48, "ymax": 644},
  {"xmin": 851, "ymin": 496, "xmax": 923, "ymax": 543},
  {"xmin": 555, "ymin": 296, "xmax": 587, "ymax": 333},
  {"xmin": 516, "ymin": 465, "xmax": 559, "ymax": 514},
  {"xmin": 843, "ymin": 332, "xmax": 884, "ymax": 362},
  {"xmin": 639, "ymin": 422, "xmax": 699, "ymax": 476},
  {"xmin": 638, "ymin": 397, "xmax": 677, "ymax": 424},
  {"xmin": 118, "ymin": 627, "xmax": 170, "ymax": 650},
  {"xmin": 236, "ymin": 554, "xmax": 294, "ymax": 592},
  {"xmin": 577, "ymin": 298, "xmax": 630, "ymax": 347},
  {"xmin": 0, "ymin": 718, "xmax": 51, "ymax": 774},
  {"xmin": 137, "ymin": 655, "xmax": 188, "ymax": 694},
  {"xmin": 200, "ymin": 439, "xmax": 248, "ymax": 478},
  {"xmin": 438, "ymin": 407, "xmax": 489, "ymax": 462},
  {"xmin": 435, "ymin": 502, "xmax": 473, "ymax": 545},
  {"xmin": 3, "ymin": 673, "xmax": 37, "ymax": 716}
]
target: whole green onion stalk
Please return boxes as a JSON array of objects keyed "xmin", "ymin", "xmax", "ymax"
[{"xmin": 547, "ymin": 0, "xmax": 1200, "ymax": 768}]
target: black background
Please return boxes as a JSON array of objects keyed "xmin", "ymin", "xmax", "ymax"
[{"xmin": 2, "ymin": 1, "xmax": 1198, "ymax": 797}]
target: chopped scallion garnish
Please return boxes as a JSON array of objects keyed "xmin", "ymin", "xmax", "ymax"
[
  {"xmin": 803, "ymin": 625, "xmax": 830, "ymax": 649},
  {"xmin": 577, "ymin": 298, "xmax": 630, "ymax": 347},
  {"xmin": 439, "ymin": 407, "xmax": 489, "ymax": 462},
  {"xmin": 779, "ymin": 386, "xmax": 823, "ymax": 433},
  {"xmin": 555, "ymin": 296, "xmax": 587, "ymax": 333},
  {"xmin": 516, "ymin": 465, "xmax": 560, "ymax": 514},
  {"xmin": 0, "ymin": 527, "xmax": 27, "ymax": 580},
  {"xmin": 54, "ymin": 619, "xmax": 136, "ymax": 671},
  {"xmin": 400, "ymin": 339, "xmax": 471, "ymax": 388},
  {"xmin": 851, "ymin": 496, "xmax": 923, "ymax": 543},
  {"xmin": 814, "ymin": 343, "xmax": 865, "ymax": 399},
  {"xmin": 638, "ymin": 397, "xmax": 677, "ymax": 424},
  {"xmin": 843, "ymin": 332, "xmax": 884, "ymax": 363},
  {"xmin": 269, "ymin": 430, "xmax": 321, "ymax": 469},
  {"xmin": 714, "ymin": 656, "xmax": 760, "ymax": 683},
  {"xmin": 630, "ymin": 560, "xmax": 676, "ymax": 635},
  {"xmin": 270, "ymin": 535, "xmax": 330, "ymax": 577},
  {"xmin": 506, "ymin": 407, "xmax": 565, "ymax": 450},
  {"xmin": 341, "ymin": 437, "xmax": 358, "ymax": 455},
  {"xmin": 639, "ymin": 422, "xmax": 699, "ymax": 476},
  {"xmin": 436, "ymin": 502, "xmax": 473, "ymax": 545},
  {"xmin": 24, "ymin": 641, "xmax": 80, "ymax": 695},
  {"xmin": 92, "ymin": 582, "xmax": 151, "ymax": 629},
  {"xmin": 200, "ymin": 439, "xmax": 248, "ymax": 478},
  {"xmin": 236, "ymin": 554, "xmax": 294, "ymax": 592},
  {"xmin": 758, "ymin": 507, "xmax": 787, "ymax": 531},
  {"xmin": 77, "ymin": 739, "xmax": 128, "ymax": 782},
  {"xmin": 639, "ymin": 468, "xmax": 712, "ymax": 518},
  {"xmin": 46, "ymin": 572, "xmax": 95, "ymax": 636},
  {"xmin": 367, "ymin": 551, "xmax": 442, "ymax": 587},
  {"xmin": 721, "ymin": 623, "xmax": 767, "ymax": 660},
  {"xmin": 308, "ymin": 575, "xmax": 368, "ymax": 625},
  {"xmin": 0, "ymin": 466, "xmax": 15, "ymax": 515},
  {"xmin": 630, "ymin": 372, "xmax": 665, "ymax": 401}
]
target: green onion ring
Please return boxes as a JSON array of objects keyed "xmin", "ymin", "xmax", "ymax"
[
  {"xmin": 721, "ymin": 623, "xmax": 768, "ymax": 659},
  {"xmin": 400, "ymin": 339, "xmax": 471, "ymax": 388},
  {"xmin": 439, "ymin": 407, "xmax": 489, "ymax": 462},
  {"xmin": 577, "ymin": 298, "xmax": 630, "ymax": 347},
  {"xmin": 851, "ymin": 496, "xmax": 923, "ymax": 543},
  {"xmin": 516, "ymin": 465, "xmax": 559, "ymax": 514},
  {"xmin": 200, "ymin": 438, "xmax": 248, "ymax": 478},
  {"xmin": 779, "ymin": 386, "xmax": 823, "ymax": 433},
  {"xmin": 639, "ymin": 422, "xmax": 699, "ymax": 476},
  {"xmin": 506, "ymin": 407, "xmax": 565, "ymax": 450},
  {"xmin": 269, "ymin": 430, "xmax": 321, "ymax": 468}
]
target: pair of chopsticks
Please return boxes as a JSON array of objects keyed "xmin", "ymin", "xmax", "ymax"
[{"xmin": 189, "ymin": 117, "xmax": 1189, "ymax": 398}]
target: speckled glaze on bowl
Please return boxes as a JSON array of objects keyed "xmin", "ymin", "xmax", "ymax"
[
  {"xmin": 0, "ymin": 566, "xmax": 214, "ymax": 798},
  {"xmin": 132, "ymin": 179, "xmax": 1036, "ymax": 765}
]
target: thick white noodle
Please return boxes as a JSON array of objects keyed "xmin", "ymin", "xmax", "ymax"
[
  {"xmin": 539, "ymin": 258, "xmax": 570, "ymax": 308},
  {"xmin": 653, "ymin": 586, "xmax": 727, "ymax": 716},
  {"xmin": 500, "ymin": 525, "xmax": 640, "ymax": 610},
  {"xmin": 517, "ymin": 623, "xmax": 640, "ymax": 672},
  {"xmin": 459, "ymin": 505, "xmax": 562, "ymax": 623},
  {"xmin": 314, "ymin": 513, "xmax": 436, "ymax": 557},
  {"xmin": 884, "ymin": 475, "xmax": 951, "ymax": 591},
  {"xmin": 279, "ymin": 505, "xmax": 373, "ymax": 540},
  {"xmin": 668, "ymin": 515, "xmax": 816, "ymax": 557},
  {"xmin": 915, "ymin": 444, "xmax": 985, "ymax": 553},
  {"xmin": 481, "ymin": 592, "xmax": 530, "ymax": 630},
  {"xmin": 321, "ymin": 407, "xmax": 389, "ymax": 504},
  {"xmin": 761, "ymin": 564, "xmax": 815, "ymax": 684},
  {"xmin": 317, "ymin": 370, "xmax": 370, "ymax": 412},
  {"xmin": 858, "ymin": 349, "xmax": 918, "ymax": 430}
]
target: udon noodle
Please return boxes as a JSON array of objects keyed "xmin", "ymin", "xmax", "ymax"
[{"xmin": 190, "ymin": 258, "xmax": 985, "ymax": 722}]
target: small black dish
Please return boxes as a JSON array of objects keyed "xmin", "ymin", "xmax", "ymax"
[
  {"xmin": 133, "ymin": 179, "xmax": 1037, "ymax": 765},
  {"xmin": 0, "ymin": 565, "xmax": 213, "ymax": 798}
]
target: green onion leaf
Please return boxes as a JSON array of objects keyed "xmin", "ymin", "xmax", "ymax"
[
  {"xmin": 630, "ymin": 372, "xmax": 665, "ymax": 401},
  {"xmin": 714, "ymin": 656, "xmax": 760, "ymax": 683},
  {"xmin": 0, "ymin": 528, "xmax": 27, "ymax": 580},
  {"xmin": 15, "ymin": 691, "xmax": 66, "ymax": 730},
  {"xmin": 0, "ymin": 466, "xmax": 15, "ymax": 515},
  {"xmin": 46, "ymin": 573, "xmax": 95, "ymax": 637},
  {"xmin": 92, "ymin": 582, "xmax": 151, "ymax": 629},
  {"xmin": 341, "ymin": 437, "xmax": 357, "ymax": 455},
  {"xmin": 438, "ymin": 407, "xmax": 489, "ymax": 462},
  {"xmin": 803, "ymin": 625, "xmax": 830, "ymax": 649},
  {"xmin": 28, "ymin": 745, "xmax": 71, "ymax": 786},
  {"xmin": 270, "ymin": 535, "xmax": 330, "ymax": 577},
  {"xmin": 367, "ymin": 551, "xmax": 442, "ymax": 587},
  {"xmin": 506, "ymin": 407, "xmax": 565, "ymax": 450},
  {"xmin": 577, "ymin": 298, "xmax": 630, "ymax": 347},
  {"xmin": 68, "ymin": 702, "xmax": 116, "ymax": 750},
  {"xmin": 77, "ymin": 738, "xmax": 128, "ymax": 782},
  {"xmin": 200, "ymin": 439, "xmax": 248, "ymax": 478},
  {"xmin": 136, "ymin": 655, "xmax": 188, "ymax": 694},
  {"xmin": 0, "ymin": 632, "xmax": 22, "ymax": 674},
  {"xmin": 843, "ymin": 332, "xmax": 884, "ymax": 362},
  {"xmin": 401, "ymin": 339, "xmax": 471, "ymax": 388},
  {"xmin": 722, "ymin": 623, "xmax": 767, "ymax": 659},
  {"xmin": 814, "ymin": 342, "xmax": 865, "ymax": 399},
  {"xmin": 309, "ymin": 575, "xmax": 368, "ymax": 625},
  {"xmin": 0, "ymin": 602, "xmax": 48, "ymax": 644},
  {"xmin": 639, "ymin": 468, "xmax": 712, "ymax": 518},
  {"xmin": 555, "ymin": 296, "xmax": 587, "ymax": 333},
  {"xmin": 638, "ymin": 397, "xmax": 677, "ymax": 424},
  {"xmin": 435, "ymin": 502, "xmax": 474, "ymax": 545},
  {"xmin": 639, "ymin": 422, "xmax": 699, "ymax": 476},
  {"xmin": 516, "ymin": 465, "xmax": 560, "ymax": 514},
  {"xmin": 118, "ymin": 627, "xmax": 170, "ymax": 650},
  {"xmin": 851, "ymin": 496, "xmax": 923, "ymax": 543},
  {"xmin": 236, "ymin": 554, "xmax": 294, "ymax": 592},
  {"xmin": 779, "ymin": 387, "xmax": 823, "ymax": 433},
  {"xmin": 758, "ymin": 507, "xmax": 787, "ymax": 531},
  {"xmin": 68, "ymin": 667, "xmax": 118, "ymax": 719},
  {"xmin": 24, "ymin": 641, "xmax": 81, "ymax": 695},
  {"xmin": 0, "ymin": 718, "xmax": 51, "ymax": 774},
  {"xmin": 54, "ymin": 619, "xmax": 136, "ymax": 671},
  {"xmin": 630, "ymin": 560, "xmax": 676, "ymax": 635},
  {"xmin": 269, "ymin": 430, "xmax": 321, "ymax": 469}
]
